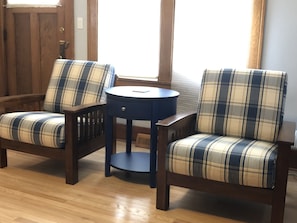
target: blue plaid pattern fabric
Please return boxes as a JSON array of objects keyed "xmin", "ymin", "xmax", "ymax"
[
  {"xmin": 0, "ymin": 112, "xmax": 65, "ymax": 148},
  {"xmin": 196, "ymin": 69, "xmax": 287, "ymax": 142},
  {"xmin": 0, "ymin": 59, "xmax": 115, "ymax": 148},
  {"xmin": 167, "ymin": 134, "xmax": 277, "ymax": 188},
  {"xmin": 166, "ymin": 68, "xmax": 287, "ymax": 189},
  {"xmin": 44, "ymin": 59, "xmax": 115, "ymax": 113}
]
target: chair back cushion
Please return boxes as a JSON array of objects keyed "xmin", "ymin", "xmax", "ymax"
[
  {"xmin": 196, "ymin": 69, "xmax": 287, "ymax": 142},
  {"xmin": 43, "ymin": 59, "xmax": 115, "ymax": 113}
]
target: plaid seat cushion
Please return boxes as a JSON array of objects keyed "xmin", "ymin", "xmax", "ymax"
[
  {"xmin": 167, "ymin": 134, "xmax": 277, "ymax": 189},
  {"xmin": 197, "ymin": 69, "xmax": 287, "ymax": 142},
  {"xmin": 44, "ymin": 59, "xmax": 115, "ymax": 113},
  {"xmin": 0, "ymin": 112, "xmax": 65, "ymax": 148}
]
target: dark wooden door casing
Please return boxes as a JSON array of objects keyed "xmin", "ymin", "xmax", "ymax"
[
  {"xmin": 4, "ymin": 0, "xmax": 74, "ymax": 95},
  {"xmin": 0, "ymin": 0, "xmax": 7, "ymax": 96}
]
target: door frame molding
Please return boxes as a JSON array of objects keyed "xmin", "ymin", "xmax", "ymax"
[
  {"xmin": 0, "ymin": 0, "xmax": 7, "ymax": 96},
  {"xmin": 62, "ymin": 0, "xmax": 74, "ymax": 59},
  {"xmin": 87, "ymin": 0, "xmax": 97, "ymax": 61}
]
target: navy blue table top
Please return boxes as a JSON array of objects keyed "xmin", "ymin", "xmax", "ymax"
[{"xmin": 105, "ymin": 86, "xmax": 179, "ymax": 99}]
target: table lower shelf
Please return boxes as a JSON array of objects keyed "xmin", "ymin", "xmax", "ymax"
[{"xmin": 110, "ymin": 152, "xmax": 151, "ymax": 173}]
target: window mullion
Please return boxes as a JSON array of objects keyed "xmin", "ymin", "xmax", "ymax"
[
  {"xmin": 248, "ymin": 0, "xmax": 266, "ymax": 68},
  {"xmin": 158, "ymin": 0, "xmax": 175, "ymax": 86}
]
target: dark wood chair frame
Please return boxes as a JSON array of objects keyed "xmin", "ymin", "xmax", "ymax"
[
  {"xmin": 0, "ymin": 93, "xmax": 108, "ymax": 184},
  {"xmin": 156, "ymin": 112, "xmax": 296, "ymax": 223}
]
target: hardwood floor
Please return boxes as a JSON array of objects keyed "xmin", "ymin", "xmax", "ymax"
[{"xmin": 0, "ymin": 141, "xmax": 296, "ymax": 223}]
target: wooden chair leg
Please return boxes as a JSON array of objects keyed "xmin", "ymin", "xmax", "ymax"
[
  {"xmin": 0, "ymin": 148, "xmax": 7, "ymax": 168},
  {"xmin": 156, "ymin": 173, "xmax": 170, "ymax": 210},
  {"xmin": 65, "ymin": 156, "xmax": 78, "ymax": 185},
  {"xmin": 271, "ymin": 193, "xmax": 286, "ymax": 223},
  {"xmin": 289, "ymin": 148, "xmax": 297, "ymax": 169},
  {"xmin": 270, "ymin": 177, "xmax": 288, "ymax": 223},
  {"xmin": 270, "ymin": 141, "xmax": 291, "ymax": 223}
]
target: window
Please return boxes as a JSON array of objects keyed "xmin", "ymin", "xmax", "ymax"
[
  {"xmin": 6, "ymin": 0, "xmax": 60, "ymax": 8},
  {"xmin": 98, "ymin": 0, "xmax": 161, "ymax": 80},
  {"xmin": 88, "ymin": 0, "xmax": 265, "ymax": 87},
  {"xmin": 173, "ymin": 0, "xmax": 254, "ymax": 78}
]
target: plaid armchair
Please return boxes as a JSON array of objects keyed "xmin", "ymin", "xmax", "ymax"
[
  {"xmin": 156, "ymin": 68, "xmax": 295, "ymax": 223},
  {"xmin": 0, "ymin": 59, "xmax": 115, "ymax": 184}
]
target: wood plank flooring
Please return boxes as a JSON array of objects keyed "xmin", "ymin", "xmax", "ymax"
[{"xmin": 0, "ymin": 141, "xmax": 296, "ymax": 223}]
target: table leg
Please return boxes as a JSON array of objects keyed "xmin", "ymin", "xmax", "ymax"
[
  {"xmin": 105, "ymin": 115, "xmax": 113, "ymax": 177},
  {"xmin": 150, "ymin": 119, "xmax": 157, "ymax": 188},
  {"xmin": 126, "ymin": 119, "xmax": 132, "ymax": 153}
]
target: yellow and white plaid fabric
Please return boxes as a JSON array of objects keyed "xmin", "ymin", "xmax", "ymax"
[
  {"xmin": 44, "ymin": 59, "xmax": 115, "ymax": 113},
  {"xmin": 196, "ymin": 69, "xmax": 287, "ymax": 142},
  {"xmin": 0, "ymin": 112, "xmax": 65, "ymax": 148},
  {"xmin": 167, "ymin": 68, "xmax": 288, "ymax": 189},
  {"xmin": 167, "ymin": 134, "xmax": 277, "ymax": 188},
  {"xmin": 0, "ymin": 59, "xmax": 115, "ymax": 148}
]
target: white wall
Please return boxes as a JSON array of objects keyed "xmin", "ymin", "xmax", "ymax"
[
  {"xmin": 74, "ymin": 0, "xmax": 87, "ymax": 60},
  {"xmin": 261, "ymin": 0, "xmax": 297, "ymax": 123}
]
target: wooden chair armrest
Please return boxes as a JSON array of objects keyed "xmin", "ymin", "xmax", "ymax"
[
  {"xmin": 277, "ymin": 121, "xmax": 296, "ymax": 145},
  {"xmin": 157, "ymin": 111, "xmax": 197, "ymax": 144},
  {"xmin": 0, "ymin": 94, "xmax": 45, "ymax": 113},
  {"xmin": 157, "ymin": 112, "xmax": 196, "ymax": 127},
  {"xmin": 63, "ymin": 102, "xmax": 106, "ymax": 114}
]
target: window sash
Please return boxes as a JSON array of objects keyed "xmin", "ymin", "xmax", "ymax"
[
  {"xmin": 173, "ymin": 0, "xmax": 254, "ymax": 78},
  {"xmin": 88, "ymin": 0, "xmax": 265, "ymax": 87},
  {"xmin": 97, "ymin": 0, "xmax": 161, "ymax": 80}
]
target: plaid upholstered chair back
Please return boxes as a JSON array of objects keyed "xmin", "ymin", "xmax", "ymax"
[
  {"xmin": 43, "ymin": 59, "xmax": 115, "ymax": 113},
  {"xmin": 196, "ymin": 69, "xmax": 287, "ymax": 142}
]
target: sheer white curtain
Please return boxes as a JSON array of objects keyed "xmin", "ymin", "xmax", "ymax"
[
  {"xmin": 6, "ymin": 0, "xmax": 60, "ymax": 7},
  {"xmin": 98, "ymin": 0, "xmax": 161, "ymax": 79},
  {"xmin": 172, "ymin": 0, "xmax": 254, "ymax": 113}
]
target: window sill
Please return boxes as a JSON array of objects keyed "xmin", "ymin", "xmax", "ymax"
[{"xmin": 115, "ymin": 77, "xmax": 171, "ymax": 89}]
